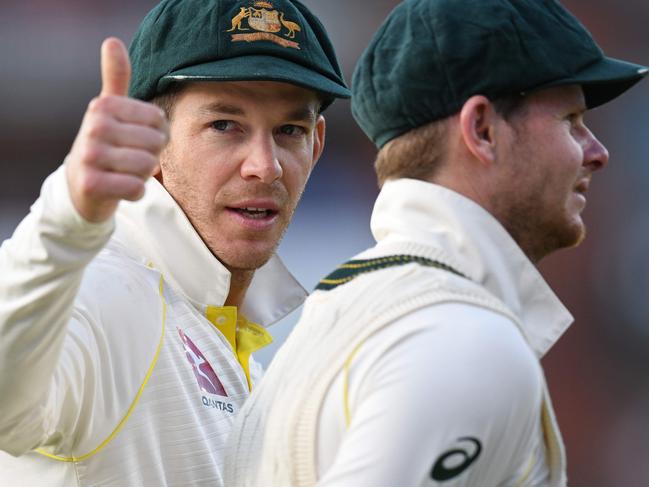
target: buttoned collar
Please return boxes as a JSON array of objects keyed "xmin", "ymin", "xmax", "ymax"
[
  {"xmin": 367, "ymin": 178, "xmax": 573, "ymax": 358},
  {"xmin": 112, "ymin": 177, "xmax": 307, "ymax": 327}
]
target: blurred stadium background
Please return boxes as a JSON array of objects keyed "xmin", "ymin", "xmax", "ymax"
[{"xmin": 1, "ymin": 1, "xmax": 647, "ymax": 484}]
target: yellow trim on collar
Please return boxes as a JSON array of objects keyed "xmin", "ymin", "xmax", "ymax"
[
  {"xmin": 206, "ymin": 306, "xmax": 238, "ymax": 351},
  {"xmin": 205, "ymin": 306, "xmax": 273, "ymax": 391},
  {"xmin": 236, "ymin": 316, "xmax": 273, "ymax": 391}
]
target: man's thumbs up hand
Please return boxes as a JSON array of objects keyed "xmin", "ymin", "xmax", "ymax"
[{"xmin": 66, "ymin": 38, "xmax": 169, "ymax": 223}]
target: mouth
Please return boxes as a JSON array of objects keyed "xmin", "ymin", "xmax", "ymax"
[
  {"xmin": 228, "ymin": 207, "xmax": 278, "ymax": 220},
  {"xmin": 224, "ymin": 199, "xmax": 281, "ymax": 229},
  {"xmin": 574, "ymin": 177, "xmax": 590, "ymax": 194}
]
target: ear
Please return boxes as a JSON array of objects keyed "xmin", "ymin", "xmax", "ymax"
[
  {"xmin": 154, "ymin": 148, "xmax": 166, "ymax": 183},
  {"xmin": 153, "ymin": 163, "xmax": 163, "ymax": 182},
  {"xmin": 459, "ymin": 95, "xmax": 498, "ymax": 166},
  {"xmin": 154, "ymin": 127, "xmax": 174, "ymax": 183},
  {"xmin": 311, "ymin": 115, "xmax": 326, "ymax": 169}
]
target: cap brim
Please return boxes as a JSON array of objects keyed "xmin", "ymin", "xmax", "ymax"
[
  {"xmin": 158, "ymin": 55, "xmax": 351, "ymax": 102},
  {"xmin": 541, "ymin": 56, "xmax": 648, "ymax": 108}
]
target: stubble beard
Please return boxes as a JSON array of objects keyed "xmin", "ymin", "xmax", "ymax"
[
  {"xmin": 494, "ymin": 127, "xmax": 586, "ymax": 263},
  {"xmin": 161, "ymin": 155, "xmax": 307, "ymax": 272},
  {"xmin": 157, "ymin": 164, "xmax": 258, "ymax": 270},
  {"xmin": 214, "ymin": 185, "xmax": 302, "ymax": 272},
  {"xmin": 497, "ymin": 184, "xmax": 586, "ymax": 263},
  {"xmin": 210, "ymin": 184, "xmax": 306, "ymax": 274}
]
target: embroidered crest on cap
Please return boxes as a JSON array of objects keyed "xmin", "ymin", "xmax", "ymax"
[{"xmin": 227, "ymin": 1, "xmax": 302, "ymax": 49}]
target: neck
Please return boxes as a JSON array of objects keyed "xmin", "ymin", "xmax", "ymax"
[{"xmin": 225, "ymin": 268, "xmax": 255, "ymax": 308}]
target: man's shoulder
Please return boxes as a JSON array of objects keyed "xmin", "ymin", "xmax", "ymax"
[
  {"xmin": 400, "ymin": 302, "xmax": 537, "ymax": 367},
  {"xmin": 74, "ymin": 239, "xmax": 164, "ymax": 328},
  {"xmin": 355, "ymin": 303, "xmax": 544, "ymax": 421},
  {"xmin": 311, "ymin": 253, "xmax": 501, "ymax": 318},
  {"xmin": 68, "ymin": 237, "xmax": 166, "ymax": 379}
]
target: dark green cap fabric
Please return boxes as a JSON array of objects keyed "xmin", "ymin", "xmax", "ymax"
[
  {"xmin": 352, "ymin": 0, "xmax": 649, "ymax": 148},
  {"xmin": 128, "ymin": 0, "xmax": 350, "ymax": 107}
]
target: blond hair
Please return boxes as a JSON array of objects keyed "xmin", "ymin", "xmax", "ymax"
[
  {"xmin": 374, "ymin": 119, "xmax": 449, "ymax": 187},
  {"xmin": 374, "ymin": 94, "xmax": 528, "ymax": 187}
]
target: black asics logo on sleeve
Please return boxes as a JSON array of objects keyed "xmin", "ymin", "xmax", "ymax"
[{"xmin": 430, "ymin": 437, "xmax": 482, "ymax": 481}]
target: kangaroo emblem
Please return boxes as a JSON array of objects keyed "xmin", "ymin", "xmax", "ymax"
[
  {"xmin": 279, "ymin": 11, "xmax": 301, "ymax": 38},
  {"xmin": 227, "ymin": 7, "xmax": 250, "ymax": 32},
  {"xmin": 227, "ymin": 1, "xmax": 302, "ymax": 49}
]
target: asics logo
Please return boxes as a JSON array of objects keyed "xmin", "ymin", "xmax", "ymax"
[{"xmin": 431, "ymin": 437, "xmax": 482, "ymax": 481}]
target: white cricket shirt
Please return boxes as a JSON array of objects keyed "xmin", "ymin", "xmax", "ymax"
[
  {"xmin": 0, "ymin": 164, "xmax": 306, "ymax": 485},
  {"xmin": 225, "ymin": 179, "xmax": 572, "ymax": 487}
]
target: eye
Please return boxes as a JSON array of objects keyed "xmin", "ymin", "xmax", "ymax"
[
  {"xmin": 566, "ymin": 111, "xmax": 585, "ymax": 125},
  {"xmin": 279, "ymin": 124, "xmax": 307, "ymax": 137},
  {"xmin": 211, "ymin": 120, "xmax": 237, "ymax": 132}
]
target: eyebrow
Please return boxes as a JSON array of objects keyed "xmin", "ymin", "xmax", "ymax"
[
  {"xmin": 198, "ymin": 102, "xmax": 245, "ymax": 117},
  {"xmin": 285, "ymin": 106, "xmax": 317, "ymax": 123},
  {"xmin": 197, "ymin": 102, "xmax": 317, "ymax": 123}
]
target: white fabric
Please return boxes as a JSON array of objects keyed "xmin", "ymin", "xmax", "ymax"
[
  {"xmin": 225, "ymin": 178, "xmax": 572, "ymax": 487},
  {"xmin": 316, "ymin": 305, "xmax": 551, "ymax": 487},
  {"xmin": 367, "ymin": 179, "xmax": 571, "ymax": 358},
  {"xmin": 0, "ymin": 164, "xmax": 306, "ymax": 486}
]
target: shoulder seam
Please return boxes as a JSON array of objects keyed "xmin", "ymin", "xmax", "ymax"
[{"xmin": 36, "ymin": 274, "xmax": 168, "ymax": 462}]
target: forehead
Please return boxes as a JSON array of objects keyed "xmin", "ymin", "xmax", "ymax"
[
  {"xmin": 522, "ymin": 84, "xmax": 586, "ymax": 115},
  {"xmin": 173, "ymin": 80, "xmax": 321, "ymax": 115}
]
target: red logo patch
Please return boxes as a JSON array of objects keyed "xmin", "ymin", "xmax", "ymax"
[{"xmin": 177, "ymin": 327, "xmax": 228, "ymax": 396}]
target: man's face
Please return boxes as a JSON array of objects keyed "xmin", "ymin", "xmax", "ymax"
[
  {"xmin": 493, "ymin": 85, "xmax": 609, "ymax": 261},
  {"xmin": 159, "ymin": 81, "xmax": 325, "ymax": 271}
]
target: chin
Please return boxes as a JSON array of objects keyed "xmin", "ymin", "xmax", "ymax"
[
  {"xmin": 218, "ymin": 248, "xmax": 275, "ymax": 272},
  {"xmin": 551, "ymin": 217, "xmax": 586, "ymax": 252},
  {"xmin": 530, "ymin": 214, "xmax": 585, "ymax": 261},
  {"xmin": 570, "ymin": 223, "xmax": 587, "ymax": 248}
]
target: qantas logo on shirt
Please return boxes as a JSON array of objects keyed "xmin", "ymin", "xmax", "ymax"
[
  {"xmin": 430, "ymin": 437, "xmax": 482, "ymax": 481},
  {"xmin": 177, "ymin": 327, "xmax": 228, "ymax": 396}
]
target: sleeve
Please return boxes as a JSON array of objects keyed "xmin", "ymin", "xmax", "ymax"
[
  {"xmin": 0, "ymin": 164, "xmax": 114, "ymax": 456},
  {"xmin": 317, "ymin": 303, "xmax": 544, "ymax": 487}
]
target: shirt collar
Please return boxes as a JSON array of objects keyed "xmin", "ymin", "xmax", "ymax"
[
  {"xmin": 112, "ymin": 177, "xmax": 307, "ymax": 327},
  {"xmin": 369, "ymin": 178, "xmax": 573, "ymax": 357}
]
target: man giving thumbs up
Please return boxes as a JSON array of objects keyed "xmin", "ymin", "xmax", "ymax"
[{"xmin": 0, "ymin": 1, "xmax": 349, "ymax": 486}]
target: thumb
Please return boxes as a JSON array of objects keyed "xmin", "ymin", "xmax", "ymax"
[{"xmin": 100, "ymin": 37, "xmax": 131, "ymax": 97}]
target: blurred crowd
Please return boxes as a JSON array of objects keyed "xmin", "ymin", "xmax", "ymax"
[{"xmin": 1, "ymin": 1, "xmax": 648, "ymax": 485}]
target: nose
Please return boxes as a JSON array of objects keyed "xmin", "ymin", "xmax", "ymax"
[
  {"xmin": 583, "ymin": 128, "xmax": 609, "ymax": 171},
  {"xmin": 240, "ymin": 134, "xmax": 283, "ymax": 184}
]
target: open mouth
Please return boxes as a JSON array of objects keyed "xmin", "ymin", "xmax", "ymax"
[{"xmin": 229, "ymin": 207, "xmax": 277, "ymax": 220}]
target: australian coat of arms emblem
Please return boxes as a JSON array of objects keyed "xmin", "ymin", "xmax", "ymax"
[{"xmin": 227, "ymin": 1, "xmax": 302, "ymax": 49}]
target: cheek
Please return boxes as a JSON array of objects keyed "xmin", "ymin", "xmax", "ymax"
[
  {"xmin": 282, "ymin": 170, "xmax": 310, "ymax": 206},
  {"xmin": 565, "ymin": 133, "xmax": 585, "ymax": 164},
  {"xmin": 281, "ymin": 150, "xmax": 314, "ymax": 194},
  {"xmin": 163, "ymin": 145, "xmax": 230, "ymax": 207},
  {"xmin": 557, "ymin": 143, "xmax": 584, "ymax": 190},
  {"xmin": 539, "ymin": 129, "xmax": 582, "ymax": 180}
]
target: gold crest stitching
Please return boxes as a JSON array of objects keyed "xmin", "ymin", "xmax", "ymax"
[{"xmin": 227, "ymin": 1, "xmax": 302, "ymax": 49}]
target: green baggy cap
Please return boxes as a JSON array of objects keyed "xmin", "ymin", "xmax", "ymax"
[
  {"xmin": 129, "ymin": 0, "xmax": 350, "ymax": 107},
  {"xmin": 352, "ymin": 0, "xmax": 648, "ymax": 148}
]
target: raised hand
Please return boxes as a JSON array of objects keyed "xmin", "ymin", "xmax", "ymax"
[{"xmin": 65, "ymin": 37, "xmax": 169, "ymax": 223}]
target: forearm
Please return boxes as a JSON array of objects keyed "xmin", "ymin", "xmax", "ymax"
[{"xmin": 0, "ymin": 165, "xmax": 113, "ymax": 453}]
